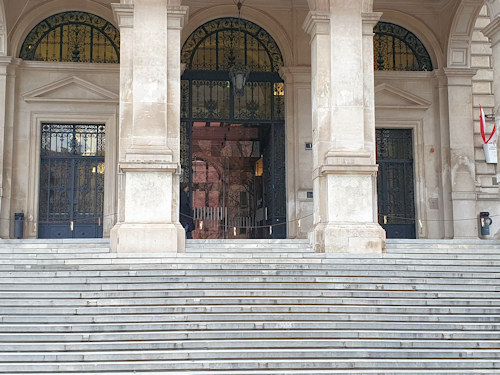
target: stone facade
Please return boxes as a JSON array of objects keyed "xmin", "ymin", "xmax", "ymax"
[{"xmin": 0, "ymin": 0, "xmax": 498, "ymax": 253}]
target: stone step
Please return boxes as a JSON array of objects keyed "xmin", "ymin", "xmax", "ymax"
[
  {"xmin": 1, "ymin": 313, "xmax": 499, "ymax": 324},
  {"xmin": 2, "ymin": 329, "xmax": 499, "ymax": 342},
  {"xmin": 5, "ymin": 372, "xmax": 500, "ymax": 375},
  {"xmin": 1, "ymin": 269, "xmax": 499, "ymax": 279},
  {"xmin": 2, "ymin": 359, "xmax": 500, "ymax": 372},
  {"xmin": 1, "ymin": 305, "xmax": 499, "ymax": 315},
  {"xmin": 1, "ymin": 338, "xmax": 499, "ymax": 351},
  {"xmin": 2, "ymin": 348, "xmax": 500, "ymax": 362},
  {"xmin": 2, "ymin": 262, "xmax": 500, "ymax": 274},
  {"xmin": 1, "ymin": 274, "xmax": 499, "ymax": 285},
  {"xmin": 5, "ymin": 252, "xmax": 500, "ymax": 262},
  {"xmin": 3, "ymin": 256, "xmax": 500, "ymax": 267},
  {"xmin": 0, "ymin": 321, "xmax": 499, "ymax": 333}
]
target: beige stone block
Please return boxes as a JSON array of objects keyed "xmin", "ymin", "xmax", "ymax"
[
  {"xmin": 471, "ymin": 43, "xmax": 492, "ymax": 55},
  {"xmin": 313, "ymin": 222, "xmax": 385, "ymax": 253},
  {"xmin": 472, "ymin": 30, "xmax": 490, "ymax": 42},
  {"xmin": 327, "ymin": 174, "xmax": 374, "ymax": 222},
  {"xmin": 472, "ymin": 81, "xmax": 492, "ymax": 95},
  {"xmin": 474, "ymin": 69, "xmax": 494, "ymax": 81},
  {"xmin": 473, "ymin": 95, "xmax": 495, "ymax": 107},
  {"xmin": 474, "ymin": 16, "xmax": 491, "ymax": 29},
  {"xmin": 476, "ymin": 161, "xmax": 496, "ymax": 175},
  {"xmin": 110, "ymin": 223, "xmax": 184, "ymax": 253},
  {"xmin": 124, "ymin": 171, "xmax": 172, "ymax": 222},
  {"xmin": 471, "ymin": 55, "xmax": 491, "ymax": 68}
]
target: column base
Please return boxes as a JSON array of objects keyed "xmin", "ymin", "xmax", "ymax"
[
  {"xmin": 312, "ymin": 222, "xmax": 386, "ymax": 253},
  {"xmin": 110, "ymin": 223, "xmax": 185, "ymax": 253}
]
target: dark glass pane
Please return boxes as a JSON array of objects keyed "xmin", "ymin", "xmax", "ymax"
[
  {"xmin": 374, "ymin": 22, "xmax": 432, "ymax": 71},
  {"xmin": 20, "ymin": 11, "xmax": 119, "ymax": 63}
]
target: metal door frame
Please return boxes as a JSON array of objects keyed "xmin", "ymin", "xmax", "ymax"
[{"xmin": 38, "ymin": 123, "xmax": 105, "ymax": 238}]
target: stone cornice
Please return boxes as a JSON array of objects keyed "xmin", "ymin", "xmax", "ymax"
[
  {"xmin": 361, "ymin": 12, "xmax": 383, "ymax": 35},
  {"xmin": 302, "ymin": 11, "xmax": 330, "ymax": 37},
  {"xmin": 167, "ymin": 5, "xmax": 189, "ymax": 30},
  {"xmin": 112, "ymin": 3, "xmax": 134, "ymax": 29},
  {"xmin": 482, "ymin": 16, "xmax": 500, "ymax": 47},
  {"xmin": 119, "ymin": 162, "xmax": 178, "ymax": 173},
  {"xmin": 18, "ymin": 60, "xmax": 120, "ymax": 73},
  {"xmin": 442, "ymin": 67, "xmax": 478, "ymax": 86},
  {"xmin": 279, "ymin": 66, "xmax": 311, "ymax": 84}
]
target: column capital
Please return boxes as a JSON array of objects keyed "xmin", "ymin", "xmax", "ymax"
[
  {"xmin": 112, "ymin": 3, "xmax": 134, "ymax": 29},
  {"xmin": 442, "ymin": 67, "xmax": 477, "ymax": 86},
  {"xmin": 482, "ymin": 16, "xmax": 500, "ymax": 47},
  {"xmin": 361, "ymin": 12, "xmax": 383, "ymax": 35},
  {"xmin": 303, "ymin": 11, "xmax": 330, "ymax": 37},
  {"xmin": 167, "ymin": 5, "xmax": 189, "ymax": 30}
]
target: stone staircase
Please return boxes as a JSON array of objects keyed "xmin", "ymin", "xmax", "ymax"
[{"xmin": 0, "ymin": 238, "xmax": 499, "ymax": 374}]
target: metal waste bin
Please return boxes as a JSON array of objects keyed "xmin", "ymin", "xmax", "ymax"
[
  {"xmin": 479, "ymin": 211, "xmax": 492, "ymax": 237},
  {"xmin": 14, "ymin": 213, "xmax": 24, "ymax": 239}
]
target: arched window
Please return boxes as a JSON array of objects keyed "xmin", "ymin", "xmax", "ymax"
[
  {"xmin": 182, "ymin": 17, "xmax": 283, "ymax": 73},
  {"xmin": 374, "ymin": 22, "xmax": 433, "ymax": 71},
  {"xmin": 20, "ymin": 11, "xmax": 119, "ymax": 63}
]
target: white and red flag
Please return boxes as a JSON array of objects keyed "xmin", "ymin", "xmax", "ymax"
[{"xmin": 480, "ymin": 105, "xmax": 497, "ymax": 144}]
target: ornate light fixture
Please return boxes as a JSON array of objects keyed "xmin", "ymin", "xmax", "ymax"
[{"xmin": 229, "ymin": 0, "xmax": 249, "ymax": 96}]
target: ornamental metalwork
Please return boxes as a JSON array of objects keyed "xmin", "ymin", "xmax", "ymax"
[
  {"xmin": 263, "ymin": 123, "xmax": 286, "ymax": 238},
  {"xmin": 39, "ymin": 123, "xmax": 105, "ymax": 239},
  {"xmin": 181, "ymin": 18, "xmax": 286, "ymax": 239},
  {"xmin": 182, "ymin": 17, "xmax": 283, "ymax": 72},
  {"xmin": 20, "ymin": 11, "xmax": 119, "ymax": 63},
  {"xmin": 376, "ymin": 128, "xmax": 416, "ymax": 239},
  {"xmin": 374, "ymin": 22, "xmax": 433, "ymax": 71}
]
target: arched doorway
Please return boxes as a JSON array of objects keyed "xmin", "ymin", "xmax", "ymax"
[{"xmin": 181, "ymin": 17, "xmax": 286, "ymax": 239}]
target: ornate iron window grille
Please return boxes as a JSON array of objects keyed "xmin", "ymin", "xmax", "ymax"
[
  {"xmin": 20, "ymin": 11, "xmax": 119, "ymax": 63},
  {"xmin": 374, "ymin": 22, "xmax": 433, "ymax": 71}
]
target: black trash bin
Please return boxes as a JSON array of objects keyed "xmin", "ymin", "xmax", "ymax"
[
  {"xmin": 14, "ymin": 213, "xmax": 24, "ymax": 239},
  {"xmin": 479, "ymin": 211, "xmax": 492, "ymax": 237}
]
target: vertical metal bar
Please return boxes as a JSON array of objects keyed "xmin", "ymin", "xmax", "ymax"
[{"xmin": 69, "ymin": 158, "xmax": 75, "ymax": 238}]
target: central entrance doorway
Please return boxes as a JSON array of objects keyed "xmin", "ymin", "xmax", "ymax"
[
  {"xmin": 181, "ymin": 17, "xmax": 286, "ymax": 239},
  {"xmin": 188, "ymin": 121, "xmax": 284, "ymax": 239}
]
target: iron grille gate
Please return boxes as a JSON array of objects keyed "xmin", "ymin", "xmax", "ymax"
[
  {"xmin": 376, "ymin": 128, "xmax": 416, "ymax": 239},
  {"xmin": 38, "ymin": 123, "xmax": 105, "ymax": 238}
]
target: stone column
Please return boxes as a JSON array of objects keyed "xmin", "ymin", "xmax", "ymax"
[
  {"xmin": 110, "ymin": 1, "xmax": 188, "ymax": 253},
  {"xmin": 303, "ymin": 0, "xmax": 385, "ymax": 253},
  {"xmin": 443, "ymin": 68, "xmax": 478, "ymax": 238},
  {"xmin": 0, "ymin": 57, "xmax": 14, "ymax": 238}
]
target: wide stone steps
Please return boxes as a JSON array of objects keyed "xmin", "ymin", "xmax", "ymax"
[{"xmin": 0, "ymin": 239, "xmax": 499, "ymax": 373}]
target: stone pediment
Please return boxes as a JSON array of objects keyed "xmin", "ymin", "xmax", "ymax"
[
  {"xmin": 23, "ymin": 76, "xmax": 118, "ymax": 104},
  {"xmin": 375, "ymin": 83, "xmax": 431, "ymax": 110}
]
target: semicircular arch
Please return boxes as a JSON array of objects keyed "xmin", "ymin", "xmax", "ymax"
[
  {"xmin": 0, "ymin": 0, "xmax": 6, "ymax": 56},
  {"xmin": 447, "ymin": 0, "xmax": 483, "ymax": 68},
  {"xmin": 376, "ymin": 9, "xmax": 444, "ymax": 70},
  {"xmin": 183, "ymin": 5, "xmax": 293, "ymax": 68},
  {"xmin": 10, "ymin": 0, "xmax": 116, "ymax": 60}
]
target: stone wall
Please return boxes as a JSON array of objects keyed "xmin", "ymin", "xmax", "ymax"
[{"xmin": 472, "ymin": 5, "xmax": 500, "ymax": 236}]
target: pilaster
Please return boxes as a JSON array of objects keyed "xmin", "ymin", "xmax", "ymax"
[
  {"xmin": 0, "ymin": 57, "xmax": 15, "ymax": 238},
  {"xmin": 443, "ymin": 67, "xmax": 479, "ymax": 238},
  {"xmin": 280, "ymin": 66, "xmax": 313, "ymax": 239},
  {"xmin": 304, "ymin": 2, "xmax": 385, "ymax": 253},
  {"xmin": 110, "ymin": 1, "xmax": 188, "ymax": 253}
]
